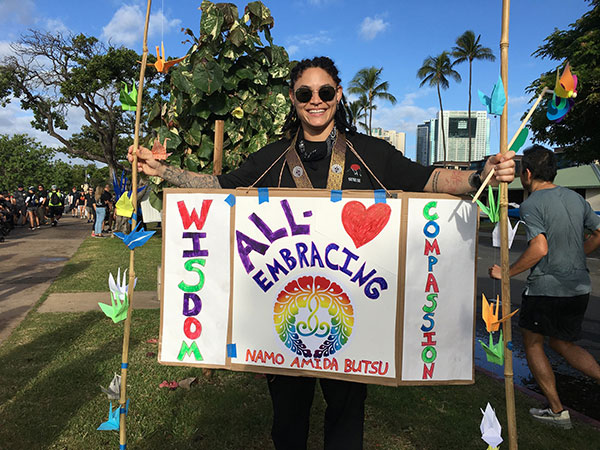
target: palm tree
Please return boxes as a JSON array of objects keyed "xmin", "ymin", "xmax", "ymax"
[
  {"xmin": 452, "ymin": 30, "xmax": 495, "ymax": 161},
  {"xmin": 417, "ymin": 52, "xmax": 461, "ymax": 164},
  {"xmin": 348, "ymin": 94, "xmax": 369, "ymax": 129},
  {"xmin": 348, "ymin": 67, "xmax": 397, "ymax": 136}
]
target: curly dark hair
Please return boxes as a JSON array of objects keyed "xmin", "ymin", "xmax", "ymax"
[{"xmin": 282, "ymin": 56, "xmax": 356, "ymax": 138}]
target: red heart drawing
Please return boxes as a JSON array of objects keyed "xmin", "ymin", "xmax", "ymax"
[{"xmin": 341, "ymin": 201, "xmax": 392, "ymax": 248}]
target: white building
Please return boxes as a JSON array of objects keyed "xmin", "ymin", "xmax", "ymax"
[
  {"xmin": 371, "ymin": 127, "xmax": 406, "ymax": 153},
  {"xmin": 416, "ymin": 111, "xmax": 490, "ymax": 164}
]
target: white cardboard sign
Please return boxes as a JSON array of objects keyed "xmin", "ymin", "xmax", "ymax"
[{"xmin": 159, "ymin": 189, "xmax": 477, "ymax": 386}]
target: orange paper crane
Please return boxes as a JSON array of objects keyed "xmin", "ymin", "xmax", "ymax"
[
  {"xmin": 482, "ymin": 293, "xmax": 520, "ymax": 332},
  {"xmin": 152, "ymin": 42, "xmax": 187, "ymax": 73},
  {"xmin": 151, "ymin": 137, "xmax": 171, "ymax": 160},
  {"xmin": 482, "ymin": 294, "xmax": 500, "ymax": 333}
]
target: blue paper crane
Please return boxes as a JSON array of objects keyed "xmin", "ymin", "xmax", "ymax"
[{"xmin": 114, "ymin": 222, "xmax": 155, "ymax": 250}]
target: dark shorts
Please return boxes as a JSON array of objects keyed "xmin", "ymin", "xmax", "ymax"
[{"xmin": 519, "ymin": 293, "xmax": 589, "ymax": 341}]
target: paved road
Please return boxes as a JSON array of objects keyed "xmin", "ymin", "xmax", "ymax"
[{"xmin": 0, "ymin": 216, "xmax": 90, "ymax": 343}]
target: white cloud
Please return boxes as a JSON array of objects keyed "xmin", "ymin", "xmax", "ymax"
[
  {"xmin": 287, "ymin": 45, "xmax": 299, "ymax": 56},
  {"xmin": 44, "ymin": 18, "xmax": 70, "ymax": 35},
  {"xmin": 0, "ymin": 98, "xmax": 87, "ymax": 149},
  {"xmin": 359, "ymin": 16, "xmax": 389, "ymax": 41},
  {"xmin": 102, "ymin": 4, "xmax": 181, "ymax": 48},
  {"xmin": 287, "ymin": 31, "xmax": 332, "ymax": 48},
  {"xmin": 0, "ymin": 0, "xmax": 36, "ymax": 25},
  {"xmin": 0, "ymin": 41, "xmax": 15, "ymax": 59}
]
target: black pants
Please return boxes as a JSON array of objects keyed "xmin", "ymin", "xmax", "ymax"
[{"xmin": 267, "ymin": 375, "xmax": 367, "ymax": 450}]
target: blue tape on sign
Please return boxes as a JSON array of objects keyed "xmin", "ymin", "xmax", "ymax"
[
  {"xmin": 121, "ymin": 362, "xmax": 128, "ymax": 369},
  {"xmin": 330, "ymin": 190, "xmax": 343, "ymax": 203},
  {"xmin": 258, "ymin": 188, "xmax": 269, "ymax": 204},
  {"xmin": 507, "ymin": 341, "xmax": 513, "ymax": 351},
  {"xmin": 224, "ymin": 194, "xmax": 236, "ymax": 207},
  {"xmin": 374, "ymin": 189, "xmax": 386, "ymax": 204},
  {"xmin": 227, "ymin": 343, "xmax": 237, "ymax": 358},
  {"xmin": 120, "ymin": 445, "xmax": 126, "ymax": 450}
]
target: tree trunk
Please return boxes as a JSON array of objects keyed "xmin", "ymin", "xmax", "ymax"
[
  {"xmin": 468, "ymin": 59, "xmax": 473, "ymax": 162},
  {"xmin": 437, "ymin": 84, "xmax": 447, "ymax": 165},
  {"xmin": 368, "ymin": 91, "xmax": 373, "ymax": 136}
]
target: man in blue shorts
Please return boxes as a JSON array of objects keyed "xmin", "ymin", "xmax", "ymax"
[{"xmin": 490, "ymin": 145, "xmax": 600, "ymax": 429}]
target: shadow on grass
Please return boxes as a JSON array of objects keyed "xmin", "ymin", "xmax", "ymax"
[
  {"xmin": 0, "ymin": 312, "xmax": 116, "ymax": 449},
  {"xmin": 50, "ymin": 261, "xmax": 92, "ymax": 287}
]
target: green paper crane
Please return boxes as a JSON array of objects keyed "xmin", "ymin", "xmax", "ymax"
[
  {"xmin": 119, "ymin": 82, "xmax": 137, "ymax": 111},
  {"xmin": 98, "ymin": 269, "xmax": 136, "ymax": 323},
  {"xmin": 476, "ymin": 186, "xmax": 499, "ymax": 223},
  {"xmin": 480, "ymin": 329, "xmax": 504, "ymax": 366}
]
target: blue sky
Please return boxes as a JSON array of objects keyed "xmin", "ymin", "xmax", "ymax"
[{"xmin": 0, "ymin": 0, "xmax": 592, "ymax": 161}]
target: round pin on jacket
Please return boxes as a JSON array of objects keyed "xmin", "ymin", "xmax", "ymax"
[
  {"xmin": 292, "ymin": 166, "xmax": 304, "ymax": 177},
  {"xmin": 331, "ymin": 164, "xmax": 342, "ymax": 174}
]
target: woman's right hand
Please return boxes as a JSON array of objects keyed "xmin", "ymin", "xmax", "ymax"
[{"xmin": 128, "ymin": 145, "xmax": 164, "ymax": 177}]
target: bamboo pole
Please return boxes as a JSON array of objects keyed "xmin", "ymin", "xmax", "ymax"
[
  {"xmin": 499, "ymin": 1, "xmax": 518, "ymax": 448},
  {"xmin": 472, "ymin": 87, "xmax": 552, "ymax": 203},
  {"xmin": 213, "ymin": 120, "xmax": 224, "ymax": 175},
  {"xmin": 119, "ymin": 0, "xmax": 152, "ymax": 447}
]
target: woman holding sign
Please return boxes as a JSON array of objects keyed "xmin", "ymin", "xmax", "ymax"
[{"xmin": 130, "ymin": 56, "xmax": 515, "ymax": 450}]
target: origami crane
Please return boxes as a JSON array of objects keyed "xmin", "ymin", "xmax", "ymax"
[
  {"xmin": 113, "ymin": 171, "xmax": 127, "ymax": 200},
  {"xmin": 479, "ymin": 76, "xmax": 506, "ymax": 116},
  {"xmin": 151, "ymin": 136, "xmax": 172, "ymax": 160},
  {"xmin": 482, "ymin": 293, "xmax": 500, "ymax": 333},
  {"xmin": 112, "ymin": 170, "xmax": 146, "ymax": 201},
  {"xmin": 480, "ymin": 402, "xmax": 503, "ymax": 449},
  {"xmin": 492, "ymin": 220, "xmax": 523, "ymax": 249},
  {"xmin": 115, "ymin": 192, "xmax": 134, "ymax": 218},
  {"xmin": 97, "ymin": 400, "xmax": 129, "ymax": 431},
  {"xmin": 476, "ymin": 186, "xmax": 499, "ymax": 223},
  {"xmin": 152, "ymin": 42, "xmax": 187, "ymax": 73},
  {"xmin": 100, "ymin": 373, "xmax": 121, "ymax": 400},
  {"xmin": 114, "ymin": 222, "xmax": 156, "ymax": 250},
  {"xmin": 480, "ymin": 330, "xmax": 504, "ymax": 366},
  {"xmin": 547, "ymin": 63, "xmax": 578, "ymax": 122},
  {"xmin": 119, "ymin": 82, "xmax": 137, "ymax": 111},
  {"xmin": 98, "ymin": 269, "xmax": 136, "ymax": 323}
]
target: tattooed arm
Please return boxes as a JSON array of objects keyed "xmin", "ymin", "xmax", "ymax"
[
  {"xmin": 423, "ymin": 150, "xmax": 516, "ymax": 194},
  {"xmin": 128, "ymin": 145, "xmax": 222, "ymax": 188}
]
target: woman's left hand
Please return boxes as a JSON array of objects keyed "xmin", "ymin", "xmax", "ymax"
[{"xmin": 482, "ymin": 150, "xmax": 516, "ymax": 186}]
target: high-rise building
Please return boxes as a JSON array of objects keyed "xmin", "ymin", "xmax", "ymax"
[
  {"xmin": 416, "ymin": 122, "xmax": 431, "ymax": 165},
  {"xmin": 416, "ymin": 111, "xmax": 490, "ymax": 164},
  {"xmin": 371, "ymin": 127, "xmax": 406, "ymax": 153}
]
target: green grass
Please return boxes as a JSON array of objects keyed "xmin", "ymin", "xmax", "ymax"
[
  {"xmin": 1, "ymin": 309, "xmax": 598, "ymax": 450},
  {"xmin": 48, "ymin": 233, "xmax": 162, "ymax": 293},
  {"xmin": 2, "ymin": 228, "xmax": 599, "ymax": 449}
]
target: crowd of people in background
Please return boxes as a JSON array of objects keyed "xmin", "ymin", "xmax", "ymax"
[{"xmin": 0, "ymin": 183, "xmax": 132, "ymax": 242}]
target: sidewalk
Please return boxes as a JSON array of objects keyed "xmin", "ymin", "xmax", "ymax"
[
  {"xmin": 0, "ymin": 216, "xmax": 161, "ymax": 343},
  {"xmin": 0, "ymin": 216, "xmax": 91, "ymax": 343}
]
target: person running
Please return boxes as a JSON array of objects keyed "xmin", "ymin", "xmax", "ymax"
[
  {"xmin": 85, "ymin": 187, "xmax": 95, "ymax": 224},
  {"xmin": 68, "ymin": 187, "xmax": 78, "ymax": 217},
  {"xmin": 489, "ymin": 146, "xmax": 600, "ymax": 429},
  {"xmin": 76, "ymin": 188, "xmax": 86, "ymax": 219},
  {"xmin": 25, "ymin": 187, "xmax": 40, "ymax": 230},
  {"xmin": 48, "ymin": 185, "xmax": 64, "ymax": 227},
  {"xmin": 12, "ymin": 185, "xmax": 27, "ymax": 226},
  {"xmin": 36, "ymin": 184, "xmax": 48, "ymax": 226}
]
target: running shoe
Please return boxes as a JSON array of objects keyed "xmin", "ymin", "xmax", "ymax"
[{"xmin": 529, "ymin": 407, "xmax": 572, "ymax": 429}]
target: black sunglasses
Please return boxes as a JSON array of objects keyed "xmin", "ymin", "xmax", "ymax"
[{"xmin": 294, "ymin": 85, "xmax": 337, "ymax": 103}]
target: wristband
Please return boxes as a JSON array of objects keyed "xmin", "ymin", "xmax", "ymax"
[{"xmin": 468, "ymin": 169, "xmax": 483, "ymax": 190}]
